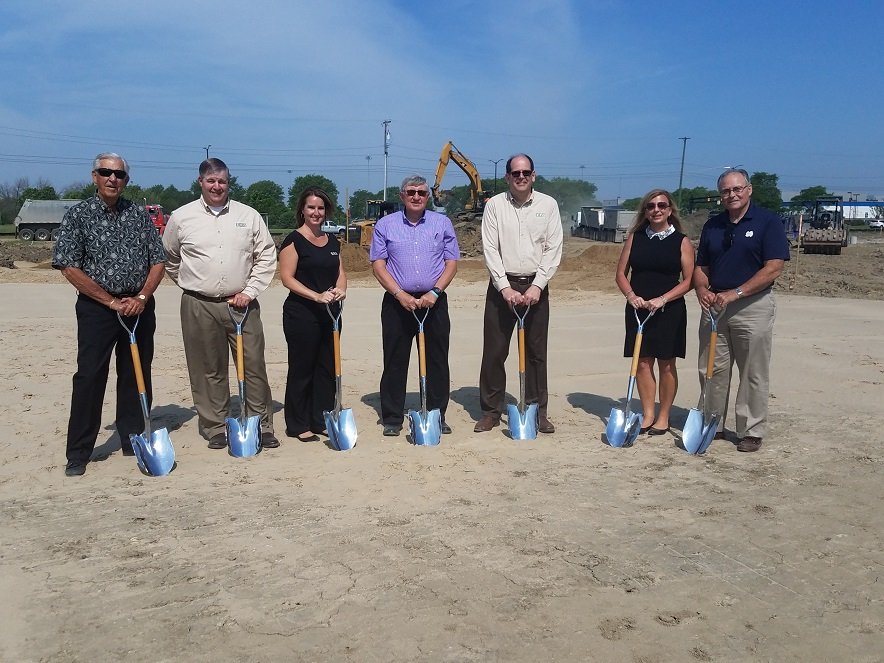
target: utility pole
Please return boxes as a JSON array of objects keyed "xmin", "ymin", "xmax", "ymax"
[
  {"xmin": 580, "ymin": 164, "xmax": 586, "ymax": 180},
  {"xmin": 204, "ymin": 145, "xmax": 211, "ymax": 160},
  {"xmin": 490, "ymin": 158, "xmax": 503, "ymax": 194},
  {"xmin": 366, "ymin": 155, "xmax": 371, "ymax": 191},
  {"xmin": 382, "ymin": 120, "xmax": 391, "ymax": 201},
  {"xmin": 677, "ymin": 137, "xmax": 690, "ymax": 209}
]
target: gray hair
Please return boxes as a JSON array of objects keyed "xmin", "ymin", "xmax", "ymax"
[
  {"xmin": 400, "ymin": 174, "xmax": 427, "ymax": 191},
  {"xmin": 92, "ymin": 152, "xmax": 129, "ymax": 173},
  {"xmin": 717, "ymin": 168, "xmax": 750, "ymax": 189}
]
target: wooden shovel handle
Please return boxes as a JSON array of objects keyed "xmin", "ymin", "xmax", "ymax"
[
  {"xmin": 518, "ymin": 327, "xmax": 527, "ymax": 373},
  {"xmin": 629, "ymin": 331, "xmax": 643, "ymax": 377},
  {"xmin": 332, "ymin": 329, "xmax": 342, "ymax": 376},
  {"xmin": 418, "ymin": 331, "xmax": 427, "ymax": 377},
  {"xmin": 236, "ymin": 333, "xmax": 245, "ymax": 382},
  {"xmin": 129, "ymin": 342, "xmax": 147, "ymax": 395},
  {"xmin": 705, "ymin": 331, "xmax": 718, "ymax": 379}
]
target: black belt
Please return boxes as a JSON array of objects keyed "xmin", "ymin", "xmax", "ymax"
[
  {"xmin": 108, "ymin": 291, "xmax": 139, "ymax": 298},
  {"xmin": 184, "ymin": 290, "xmax": 235, "ymax": 303},
  {"xmin": 506, "ymin": 273, "xmax": 535, "ymax": 284}
]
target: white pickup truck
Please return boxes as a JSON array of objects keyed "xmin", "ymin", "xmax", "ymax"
[{"xmin": 320, "ymin": 222, "xmax": 346, "ymax": 235}]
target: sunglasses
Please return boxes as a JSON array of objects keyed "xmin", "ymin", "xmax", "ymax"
[
  {"xmin": 645, "ymin": 202, "xmax": 670, "ymax": 211},
  {"xmin": 94, "ymin": 167, "xmax": 128, "ymax": 179},
  {"xmin": 404, "ymin": 189, "xmax": 429, "ymax": 198},
  {"xmin": 509, "ymin": 170, "xmax": 533, "ymax": 178},
  {"xmin": 723, "ymin": 224, "xmax": 735, "ymax": 250},
  {"xmin": 719, "ymin": 185, "xmax": 748, "ymax": 197}
]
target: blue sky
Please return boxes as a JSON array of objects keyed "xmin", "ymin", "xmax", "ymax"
[{"xmin": 0, "ymin": 1, "xmax": 882, "ymax": 204}]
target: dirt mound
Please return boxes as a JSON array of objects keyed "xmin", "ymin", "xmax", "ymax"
[{"xmin": 0, "ymin": 241, "xmax": 55, "ymax": 269}]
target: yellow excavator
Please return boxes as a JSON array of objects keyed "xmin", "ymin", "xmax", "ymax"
[{"xmin": 431, "ymin": 141, "xmax": 488, "ymax": 223}]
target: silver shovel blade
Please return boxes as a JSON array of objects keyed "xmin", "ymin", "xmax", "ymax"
[
  {"xmin": 226, "ymin": 415, "xmax": 261, "ymax": 457},
  {"xmin": 606, "ymin": 407, "xmax": 641, "ymax": 448},
  {"xmin": 324, "ymin": 407, "xmax": 357, "ymax": 451},
  {"xmin": 696, "ymin": 413, "xmax": 721, "ymax": 455},
  {"xmin": 507, "ymin": 402, "xmax": 538, "ymax": 440},
  {"xmin": 130, "ymin": 429, "xmax": 175, "ymax": 476},
  {"xmin": 682, "ymin": 410, "xmax": 720, "ymax": 455},
  {"xmin": 408, "ymin": 408, "xmax": 442, "ymax": 446}
]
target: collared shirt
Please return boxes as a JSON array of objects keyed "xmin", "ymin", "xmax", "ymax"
[
  {"xmin": 52, "ymin": 195, "xmax": 165, "ymax": 294},
  {"xmin": 163, "ymin": 197, "xmax": 277, "ymax": 300},
  {"xmin": 646, "ymin": 224, "xmax": 675, "ymax": 241},
  {"xmin": 697, "ymin": 203, "xmax": 790, "ymax": 291},
  {"xmin": 369, "ymin": 210, "xmax": 460, "ymax": 293},
  {"xmin": 481, "ymin": 189, "xmax": 563, "ymax": 291}
]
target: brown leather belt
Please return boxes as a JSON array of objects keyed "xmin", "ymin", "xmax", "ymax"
[{"xmin": 184, "ymin": 290, "xmax": 234, "ymax": 303}]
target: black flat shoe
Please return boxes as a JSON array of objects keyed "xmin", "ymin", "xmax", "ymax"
[
  {"xmin": 648, "ymin": 426, "xmax": 671, "ymax": 436},
  {"xmin": 639, "ymin": 418, "xmax": 657, "ymax": 434},
  {"xmin": 295, "ymin": 433, "xmax": 319, "ymax": 443}
]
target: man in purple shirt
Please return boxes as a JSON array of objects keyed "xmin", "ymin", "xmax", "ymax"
[{"xmin": 370, "ymin": 175, "xmax": 460, "ymax": 436}]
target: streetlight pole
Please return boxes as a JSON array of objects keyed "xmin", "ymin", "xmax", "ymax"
[
  {"xmin": 490, "ymin": 158, "xmax": 503, "ymax": 194},
  {"xmin": 677, "ymin": 137, "xmax": 690, "ymax": 210},
  {"xmin": 204, "ymin": 145, "xmax": 211, "ymax": 160},
  {"xmin": 382, "ymin": 120, "xmax": 391, "ymax": 201}
]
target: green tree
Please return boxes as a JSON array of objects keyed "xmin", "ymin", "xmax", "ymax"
[
  {"xmin": 790, "ymin": 185, "xmax": 832, "ymax": 206},
  {"xmin": 621, "ymin": 197, "xmax": 642, "ymax": 211},
  {"xmin": 61, "ymin": 182, "xmax": 95, "ymax": 199},
  {"xmin": 672, "ymin": 186, "xmax": 719, "ymax": 212},
  {"xmin": 533, "ymin": 176, "xmax": 598, "ymax": 221},
  {"xmin": 287, "ymin": 175, "xmax": 340, "ymax": 215},
  {"xmin": 18, "ymin": 184, "xmax": 58, "ymax": 206},
  {"xmin": 246, "ymin": 180, "xmax": 290, "ymax": 228},
  {"xmin": 749, "ymin": 171, "xmax": 782, "ymax": 212}
]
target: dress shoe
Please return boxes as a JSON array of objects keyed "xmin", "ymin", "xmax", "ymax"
[
  {"xmin": 714, "ymin": 431, "xmax": 727, "ymax": 440},
  {"xmin": 64, "ymin": 461, "xmax": 86, "ymax": 477},
  {"xmin": 261, "ymin": 432, "xmax": 280, "ymax": 449},
  {"xmin": 737, "ymin": 436, "xmax": 763, "ymax": 452},
  {"xmin": 639, "ymin": 418, "xmax": 657, "ymax": 435},
  {"xmin": 207, "ymin": 433, "xmax": 227, "ymax": 450},
  {"xmin": 538, "ymin": 417, "xmax": 556, "ymax": 434},
  {"xmin": 648, "ymin": 426, "xmax": 671, "ymax": 436},
  {"xmin": 383, "ymin": 425, "xmax": 402, "ymax": 437},
  {"xmin": 441, "ymin": 422, "xmax": 452, "ymax": 435},
  {"xmin": 474, "ymin": 415, "xmax": 500, "ymax": 433}
]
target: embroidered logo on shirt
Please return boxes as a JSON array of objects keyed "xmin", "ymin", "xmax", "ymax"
[
  {"xmin": 330, "ymin": 252, "xmax": 339, "ymax": 256},
  {"xmin": 535, "ymin": 212, "xmax": 546, "ymax": 218},
  {"xmin": 745, "ymin": 230, "xmax": 754, "ymax": 238},
  {"xmin": 236, "ymin": 222, "xmax": 247, "ymax": 228}
]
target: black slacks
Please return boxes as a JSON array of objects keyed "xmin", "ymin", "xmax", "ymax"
[
  {"xmin": 282, "ymin": 301, "xmax": 335, "ymax": 435},
  {"xmin": 380, "ymin": 292, "xmax": 450, "ymax": 427},
  {"xmin": 66, "ymin": 294, "xmax": 156, "ymax": 463},
  {"xmin": 478, "ymin": 279, "xmax": 550, "ymax": 418}
]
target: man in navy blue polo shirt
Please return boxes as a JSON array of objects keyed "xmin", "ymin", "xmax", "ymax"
[{"xmin": 693, "ymin": 169, "xmax": 790, "ymax": 452}]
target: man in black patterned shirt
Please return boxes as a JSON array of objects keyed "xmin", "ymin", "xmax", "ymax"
[{"xmin": 52, "ymin": 153, "xmax": 166, "ymax": 477}]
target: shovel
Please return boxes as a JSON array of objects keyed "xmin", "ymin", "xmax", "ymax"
[
  {"xmin": 683, "ymin": 307, "xmax": 723, "ymax": 455},
  {"xmin": 226, "ymin": 304, "xmax": 261, "ymax": 457},
  {"xmin": 507, "ymin": 304, "xmax": 538, "ymax": 440},
  {"xmin": 408, "ymin": 307, "xmax": 442, "ymax": 446},
  {"xmin": 606, "ymin": 307, "xmax": 655, "ymax": 447},
  {"xmin": 117, "ymin": 313, "xmax": 175, "ymax": 476},
  {"xmin": 323, "ymin": 302, "xmax": 357, "ymax": 451}
]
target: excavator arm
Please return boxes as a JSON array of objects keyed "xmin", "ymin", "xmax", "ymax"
[{"xmin": 431, "ymin": 141, "xmax": 486, "ymax": 211}]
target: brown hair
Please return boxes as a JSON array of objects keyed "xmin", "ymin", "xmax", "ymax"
[
  {"xmin": 627, "ymin": 189, "xmax": 683, "ymax": 235},
  {"xmin": 295, "ymin": 187, "xmax": 334, "ymax": 228}
]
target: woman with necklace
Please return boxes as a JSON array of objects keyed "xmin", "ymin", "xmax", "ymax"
[
  {"xmin": 615, "ymin": 189, "xmax": 695, "ymax": 437},
  {"xmin": 278, "ymin": 187, "xmax": 347, "ymax": 442}
]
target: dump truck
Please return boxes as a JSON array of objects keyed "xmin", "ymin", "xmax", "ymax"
[
  {"xmin": 571, "ymin": 205, "xmax": 634, "ymax": 243},
  {"xmin": 801, "ymin": 196, "xmax": 848, "ymax": 255},
  {"xmin": 15, "ymin": 199, "xmax": 167, "ymax": 240}
]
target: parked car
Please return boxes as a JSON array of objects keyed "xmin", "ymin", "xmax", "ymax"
[
  {"xmin": 320, "ymin": 221, "xmax": 346, "ymax": 235},
  {"xmin": 868, "ymin": 219, "xmax": 884, "ymax": 229}
]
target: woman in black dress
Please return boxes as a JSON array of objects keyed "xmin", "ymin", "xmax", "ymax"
[
  {"xmin": 615, "ymin": 189, "xmax": 695, "ymax": 435},
  {"xmin": 279, "ymin": 187, "xmax": 347, "ymax": 441}
]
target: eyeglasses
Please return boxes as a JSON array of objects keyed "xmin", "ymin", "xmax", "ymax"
[
  {"xmin": 404, "ymin": 189, "xmax": 429, "ymax": 198},
  {"xmin": 94, "ymin": 167, "xmax": 128, "ymax": 179},
  {"xmin": 509, "ymin": 170, "xmax": 533, "ymax": 178},
  {"xmin": 719, "ymin": 185, "xmax": 749, "ymax": 197},
  {"xmin": 645, "ymin": 202, "xmax": 670, "ymax": 211}
]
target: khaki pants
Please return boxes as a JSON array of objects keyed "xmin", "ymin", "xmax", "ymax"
[
  {"xmin": 697, "ymin": 291, "xmax": 776, "ymax": 439},
  {"xmin": 180, "ymin": 294, "xmax": 274, "ymax": 438}
]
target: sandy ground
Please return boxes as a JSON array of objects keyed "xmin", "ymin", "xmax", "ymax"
[{"xmin": 1, "ymin": 245, "xmax": 883, "ymax": 662}]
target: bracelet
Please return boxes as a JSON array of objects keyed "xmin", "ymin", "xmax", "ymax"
[
  {"xmin": 625, "ymin": 291, "xmax": 634, "ymax": 299},
  {"xmin": 108, "ymin": 298, "xmax": 116, "ymax": 308},
  {"xmin": 661, "ymin": 295, "xmax": 668, "ymax": 304},
  {"xmin": 392, "ymin": 288, "xmax": 402, "ymax": 298}
]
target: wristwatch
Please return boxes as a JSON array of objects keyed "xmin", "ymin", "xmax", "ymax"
[
  {"xmin": 137, "ymin": 294, "xmax": 147, "ymax": 301},
  {"xmin": 734, "ymin": 287, "xmax": 744, "ymax": 299},
  {"xmin": 430, "ymin": 287, "xmax": 443, "ymax": 298}
]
